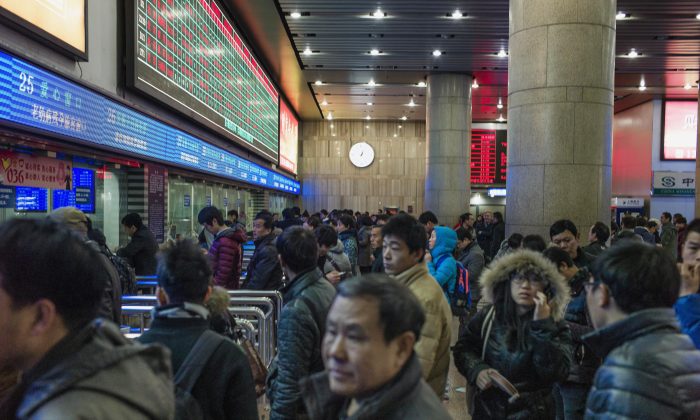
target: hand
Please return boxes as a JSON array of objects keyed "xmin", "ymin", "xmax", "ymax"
[
  {"xmin": 679, "ymin": 263, "xmax": 700, "ymax": 297},
  {"xmin": 476, "ymin": 369, "xmax": 497, "ymax": 391},
  {"xmin": 424, "ymin": 252, "xmax": 432, "ymax": 263},
  {"xmin": 533, "ymin": 291, "xmax": 551, "ymax": 321},
  {"xmin": 325, "ymin": 271, "xmax": 342, "ymax": 286}
]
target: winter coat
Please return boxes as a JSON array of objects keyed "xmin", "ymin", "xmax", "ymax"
[
  {"xmin": 209, "ymin": 227, "xmax": 247, "ymax": 289},
  {"xmin": 391, "ymin": 263, "xmax": 452, "ymax": 396},
  {"xmin": 338, "ymin": 229, "xmax": 359, "ymax": 275},
  {"xmin": 476, "ymin": 221, "xmax": 494, "ymax": 259},
  {"xmin": 453, "ymin": 250, "xmax": 573, "ymax": 420},
  {"xmin": 561, "ymin": 267, "xmax": 599, "ymax": 384},
  {"xmin": 117, "ymin": 225, "xmax": 159, "ymax": 275},
  {"xmin": 490, "ymin": 221, "xmax": 506, "ymax": 260},
  {"xmin": 634, "ymin": 226, "xmax": 656, "ymax": 244},
  {"xmin": 267, "ymin": 268, "xmax": 336, "ymax": 419},
  {"xmin": 138, "ymin": 304, "xmax": 259, "ymax": 420},
  {"xmin": 371, "ymin": 247, "xmax": 385, "ymax": 273},
  {"xmin": 458, "ymin": 242, "xmax": 485, "ymax": 301},
  {"xmin": 427, "ymin": 226, "xmax": 458, "ymax": 299},
  {"xmin": 300, "ymin": 354, "xmax": 451, "ymax": 420},
  {"xmin": 661, "ymin": 221, "xmax": 678, "ymax": 261},
  {"xmin": 582, "ymin": 242, "xmax": 606, "ymax": 260},
  {"xmin": 357, "ymin": 225, "xmax": 372, "ymax": 268},
  {"xmin": 583, "ymin": 308, "xmax": 700, "ymax": 419},
  {"xmin": 573, "ymin": 247, "xmax": 592, "ymax": 269},
  {"xmin": 242, "ymin": 233, "xmax": 283, "ymax": 290},
  {"xmin": 4, "ymin": 320, "xmax": 174, "ymax": 420},
  {"xmin": 675, "ymin": 293, "xmax": 700, "ymax": 348},
  {"xmin": 318, "ymin": 239, "xmax": 352, "ymax": 276}
]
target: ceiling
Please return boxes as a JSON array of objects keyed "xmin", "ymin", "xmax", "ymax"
[{"xmin": 234, "ymin": 0, "xmax": 700, "ymax": 122}]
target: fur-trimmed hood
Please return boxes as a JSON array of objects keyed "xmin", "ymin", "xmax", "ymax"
[
  {"xmin": 479, "ymin": 249, "xmax": 570, "ymax": 321},
  {"xmin": 205, "ymin": 285, "xmax": 231, "ymax": 317}
]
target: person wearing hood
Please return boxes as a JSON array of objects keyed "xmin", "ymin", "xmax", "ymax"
[
  {"xmin": 315, "ymin": 225, "xmax": 352, "ymax": 286},
  {"xmin": 425, "ymin": 226, "xmax": 458, "ymax": 300},
  {"xmin": 453, "ymin": 250, "xmax": 573, "ymax": 419},
  {"xmin": 337, "ymin": 214, "xmax": 359, "ymax": 276},
  {"xmin": 199, "ymin": 206, "xmax": 248, "ymax": 290}
]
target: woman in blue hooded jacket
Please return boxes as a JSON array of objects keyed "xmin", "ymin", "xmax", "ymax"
[{"xmin": 427, "ymin": 226, "xmax": 458, "ymax": 300}]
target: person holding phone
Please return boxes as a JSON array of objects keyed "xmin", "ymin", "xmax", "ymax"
[{"xmin": 453, "ymin": 250, "xmax": 573, "ymax": 419}]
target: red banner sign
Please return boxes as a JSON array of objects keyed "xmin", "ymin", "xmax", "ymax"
[{"xmin": 0, "ymin": 152, "xmax": 73, "ymax": 190}]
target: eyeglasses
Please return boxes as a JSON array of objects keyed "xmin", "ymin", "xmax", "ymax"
[{"xmin": 511, "ymin": 277, "xmax": 548, "ymax": 287}]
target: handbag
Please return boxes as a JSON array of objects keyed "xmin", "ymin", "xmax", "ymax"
[{"xmin": 238, "ymin": 333, "xmax": 268, "ymax": 397}]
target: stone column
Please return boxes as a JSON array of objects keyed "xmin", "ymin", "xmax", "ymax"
[
  {"xmin": 507, "ymin": 0, "xmax": 616, "ymax": 239},
  {"xmin": 695, "ymin": 86, "xmax": 700, "ymax": 214},
  {"xmin": 424, "ymin": 74, "xmax": 472, "ymax": 227}
]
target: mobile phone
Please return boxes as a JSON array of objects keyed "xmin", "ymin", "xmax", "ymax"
[{"xmin": 338, "ymin": 272, "xmax": 348, "ymax": 280}]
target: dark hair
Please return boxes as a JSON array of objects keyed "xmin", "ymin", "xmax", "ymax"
[
  {"xmin": 591, "ymin": 242, "xmax": 679, "ymax": 313},
  {"xmin": 338, "ymin": 214, "xmax": 355, "ymax": 230},
  {"xmin": 302, "ymin": 210, "xmax": 310, "ymax": 218},
  {"xmin": 254, "ymin": 212, "xmax": 274, "ymax": 230},
  {"xmin": 673, "ymin": 213, "xmax": 683, "ymax": 223},
  {"xmin": 277, "ymin": 226, "xmax": 318, "ymax": 273},
  {"xmin": 0, "ymin": 219, "xmax": 106, "ymax": 330},
  {"xmin": 381, "ymin": 213, "xmax": 427, "ymax": 256},
  {"xmin": 676, "ymin": 217, "xmax": 687, "ymax": 225},
  {"xmin": 621, "ymin": 215, "xmax": 636, "ymax": 229},
  {"xmin": 646, "ymin": 220, "xmax": 658, "ymax": 230},
  {"xmin": 292, "ymin": 207, "xmax": 301, "ymax": 217},
  {"xmin": 459, "ymin": 213, "xmax": 473, "ymax": 225},
  {"xmin": 591, "ymin": 222, "xmax": 610, "ymax": 243},
  {"xmin": 358, "ymin": 215, "xmax": 373, "ymax": 227},
  {"xmin": 157, "ymin": 239, "xmax": 212, "ymax": 304},
  {"xmin": 522, "ymin": 234, "xmax": 547, "ymax": 252},
  {"xmin": 282, "ymin": 208, "xmax": 294, "ymax": 220},
  {"xmin": 315, "ymin": 224, "xmax": 339, "ymax": 248},
  {"xmin": 306, "ymin": 215, "xmax": 322, "ymax": 230},
  {"xmin": 662, "ymin": 212, "xmax": 672, "ymax": 221},
  {"xmin": 635, "ymin": 216, "xmax": 647, "ymax": 227},
  {"xmin": 686, "ymin": 218, "xmax": 700, "ymax": 238},
  {"xmin": 549, "ymin": 219, "xmax": 578, "ymax": 239},
  {"xmin": 320, "ymin": 209, "xmax": 328, "ymax": 216},
  {"xmin": 543, "ymin": 246, "xmax": 574, "ymax": 268},
  {"xmin": 418, "ymin": 211, "xmax": 438, "ymax": 226},
  {"xmin": 197, "ymin": 206, "xmax": 224, "ymax": 226},
  {"xmin": 493, "ymin": 212, "xmax": 504, "ymax": 224},
  {"xmin": 456, "ymin": 226, "xmax": 476, "ymax": 242},
  {"xmin": 336, "ymin": 274, "xmax": 425, "ymax": 342},
  {"xmin": 375, "ymin": 214, "xmax": 390, "ymax": 224},
  {"xmin": 507, "ymin": 233, "xmax": 523, "ymax": 250},
  {"xmin": 121, "ymin": 213, "xmax": 143, "ymax": 229},
  {"xmin": 227, "ymin": 209, "xmax": 238, "ymax": 219}
]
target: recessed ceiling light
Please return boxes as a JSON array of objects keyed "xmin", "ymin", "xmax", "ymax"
[
  {"xmin": 303, "ymin": 47, "xmax": 312, "ymax": 56},
  {"xmin": 330, "ymin": 123, "xmax": 334, "ymax": 128},
  {"xmin": 417, "ymin": 81, "xmax": 427, "ymax": 87},
  {"xmin": 627, "ymin": 48, "xmax": 639, "ymax": 58},
  {"xmin": 366, "ymin": 102, "xmax": 373, "ymax": 106},
  {"xmin": 497, "ymin": 48, "xmax": 508, "ymax": 58},
  {"xmin": 332, "ymin": 133, "xmax": 336, "ymax": 137},
  {"xmin": 472, "ymin": 79, "xmax": 479, "ymax": 89},
  {"xmin": 368, "ymin": 79, "xmax": 376, "ymax": 87},
  {"xmin": 638, "ymin": 79, "xmax": 647, "ymax": 91},
  {"xmin": 398, "ymin": 124, "xmax": 403, "ymax": 128},
  {"xmin": 684, "ymin": 82, "xmax": 693, "ymax": 90},
  {"xmin": 366, "ymin": 115, "xmax": 372, "ymax": 120},
  {"xmin": 497, "ymin": 114, "xmax": 506, "ymax": 122},
  {"xmin": 696, "ymin": 13, "xmax": 700, "ymax": 20},
  {"xmin": 370, "ymin": 49, "xmax": 380, "ymax": 56},
  {"xmin": 327, "ymin": 112, "xmax": 333, "ymax": 120},
  {"xmin": 371, "ymin": 8, "xmax": 385, "ymax": 19},
  {"xmin": 408, "ymin": 98, "xmax": 416, "ymax": 107},
  {"xmin": 451, "ymin": 10, "xmax": 463, "ymax": 19},
  {"xmin": 315, "ymin": 80, "xmax": 323, "ymax": 86},
  {"xmin": 321, "ymin": 99, "xmax": 328, "ymax": 106},
  {"xmin": 616, "ymin": 11, "xmax": 628, "ymax": 20},
  {"xmin": 400, "ymin": 116, "xmax": 408, "ymax": 121},
  {"xmin": 365, "ymin": 125, "xmax": 370, "ymax": 128},
  {"xmin": 290, "ymin": 11, "xmax": 301, "ymax": 19},
  {"xmin": 432, "ymin": 49, "xmax": 442, "ymax": 57},
  {"xmin": 497, "ymin": 98, "xmax": 503, "ymax": 109},
  {"xmin": 393, "ymin": 133, "xmax": 398, "ymax": 137}
]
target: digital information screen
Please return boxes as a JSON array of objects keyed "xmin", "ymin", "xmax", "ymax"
[
  {"xmin": 663, "ymin": 101, "xmax": 697, "ymax": 160},
  {"xmin": 279, "ymin": 99, "xmax": 298, "ymax": 174},
  {"xmin": 470, "ymin": 129, "xmax": 507, "ymax": 186},
  {"xmin": 15, "ymin": 186, "xmax": 48, "ymax": 212},
  {"xmin": 0, "ymin": 49, "xmax": 300, "ymax": 194},
  {"xmin": 53, "ymin": 167, "xmax": 95, "ymax": 212},
  {"xmin": 131, "ymin": 0, "xmax": 279, "ymax": 162}
]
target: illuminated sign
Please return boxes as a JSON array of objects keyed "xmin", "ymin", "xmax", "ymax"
[
  {"xmin": 663, "ymin": 101, "xmax": 697, "ymax": 160},
  {"xmin": 470, "ymin": 129, "xmax": 507, "ymax": 185},
  {"xmin": 0, "ymin": 49, "xmax": 300, "ymax": 194},
  {"xmin": 130, "ymin": 0, "xmax": 279, "ymax": 162},
  {"xmin": 15, "ymin": 186, "xmax": 48, "ymax": 212},
  {"xmin": 0, "ymin": 0, "xmax": 86, "ymax": 59},
  {"xmin": 652, "ymin": 171, "xmax": 695, "ymax": 196},
  {"xmin": 279, "ymin": 100, "xmax": 298, "ymax": 174}
]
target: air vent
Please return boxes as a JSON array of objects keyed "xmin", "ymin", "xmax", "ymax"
[
  {"xmin": 368, "ymin": 34, "xmax": 385, "ymax": 38},
  {"xmin": 435, "ymin": 34, "xmax": 455, "ymax": 39}
]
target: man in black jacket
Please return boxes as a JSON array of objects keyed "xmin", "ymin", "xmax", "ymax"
[
  {"xmin": 583, "ymin": 242, "xmax": 700, "ymax": 419},
  {"xmin": 550, "ymin": 219, "xmax": 591, "ymax": 269},
  {"xmin": 242, "ymin": 212, "xmax": 283, "ymax": 290},
  {"xmin": 138, "ymin": 240, "xmax": 258, "ymax": 420},
  {"xmin": 118, "ymin": 213, "xmax": 159, "ymax": 275}
]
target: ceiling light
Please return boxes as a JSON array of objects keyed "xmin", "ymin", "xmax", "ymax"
[
  {"xmin": 330, "ymin": 124, "xmax": 334, "ymax": 128},
  {"xmin": 638, "ymin": 79, "xmax": 647, "ymax": 91},
  {"xmin": 497, "ymin": 48, "xmax": 508, "ymax": 58},
  {"xmin": 365, "ymin": 125, "xmax": 370, "ymax": 129},
  {"xmin": 321, "ymin": 99, "xmax": 328, "ymax": 106},
  {"xmin": 370, "ymin": 49, "xmax": 380, "ymax": 56},
  {"xmin": 684, "ymin": 82, "xmax": 693, "ymax": 90},
  {"xmin": 398, "ymin": 125, "xmax": 403, "ymax": 128},
  {"xmin": 497, "ymin": 114, "xmax": 506, "ymax": 122},
  {"xmin": 393, "ymin": 133, "xmax": 398, "ymax": 137},
  {"xmin": 368, "ymin": 79, "xmax": 376, "ymax": 87},
  {"xmin": 372, "ymin": 8, "xmax": 385, "ymax": 19},
  {"xmin": 417, "ymin": 81, "xmax": 427, "ymax": 87},
  {"xmin": 290, "ymin": 11, "xmax": 301, "ymax": 19},
  {"xmin": 332, "ymin": 133, "xmax": 336, "ymax": 137},
  {"xmin": 696, "ymin": 13, "xmax": 700, "ymax": 20},
  {"xmin": 616, "ymin": 11, "xmax": 628, "ymax": 20},
  {"xmin": 408, "ymin": 98, "xmax": 416, "ymax": 107},
  {"xmin": 472, "ymin": 79, "xmax": 479, "ymax": 89},
  {"xmin": 432, "ymin": 49, "xmax": 442, "ymax": 57},
  {"xmin": 497, "ymin": 98, "xmax": 503, "ymax": 109},
  {"xmin": 627, "ymin": 48, "xmax": 639, "ymax": 58},
  {"xmin": 365, "ymin": 115, "xmax": 372, "ymax": 120},
  {"xmin": 451, "ymin": 10, "xmax": 463, "ymax": 19},
  {"xmin": 303, "ymin": 47, "xmax": 312, "ymax": 56},
  {"xmin": 326, "ymin": 112, "xmax": 333, "ymax": 120},
  {"xmin": 315, "ymin": 80, "xmax": 323, "ymax": 86},
  {"xmin": 400, "ymin": 116, "xmax": 407, "ymax": 121},
  {"xmin": 366, "ymin": 102, "xmax": 373, "ymax": 106}
]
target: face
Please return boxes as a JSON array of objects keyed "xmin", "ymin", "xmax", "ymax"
[
  {"xmin": 336, "ymin": 222, "xmax": 347, "ymax": 233},
  {"xmin": 588, "ymin": 225, "xmax": 597, "ymax": 243},
  {"xmin": 585, "ymin": 277, "xmax": 606, "ymax": 329},
  {"xmin": 457, "ymin": 238, "xmax": 470, "ymax": 251},
  {"xmin": 510, "ymin": 275, "xmax": 546, "ymax": 308},
  {"xmin": 319, "ymin": 244, "xmax": 330, "ymax": 257},
  {"xmin": 202, "ymin": 223, "xmax": 217, "ymax": 235},
  {"xmin": 122, "ymin": 224, "xmax": 137, "ymax": 237},
  {"xmin": 0, "ymin": 287, "xmax": 31, "ymax": 370},
  {"xmin": 464, "ymin": 215, "xmax": 475, "ymax": 228},
  {"xmin": 483, "ymin": 213, "xmax": 493, "ymax": 224},
  {"xmin": 370, "ymin": 227, "xmax": 383, "ymax": 250},
  {"xmin": 660, "ymin": 214, "xmax": 669, "ymax": 224},
  {"xmin": 551, "ymin": 229, "xmax": 579, "ymax": 259},
  {"xmin": 252, "ymin": 219, "xmax": 271, "ymax": 241},
  {"xmin": 428, "ymin": 230, "xmax": 437, "ymax": 250},
  {"xmin": 682, "ymin": 231, "xmax": 700, "ymax": 266},
  {"xmin": 382, "ymin": 235, "xmax": 422, "ymax": 275},
  {"xmin": 323, "ymin": 296, "xmax": 410, "ymax": 398}
]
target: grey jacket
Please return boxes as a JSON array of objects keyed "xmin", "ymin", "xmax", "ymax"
[
  {"xmin": 660, "ymin": 222, "xmax": 678, "ymax": 262},
  {"xmin": 14, "ymin": 320, "xmax": 174, "ymax": 420},
  {"xmin": 357, "ymin": 225, "xmax": 372, "ymax": 268},
  {"xmin": 458, "ymin": 242, "xmax": 485, "ymax": 301},
  {"xmin": 300, "ymin": 354, "xmax": 451, "ymax": 420},
  {"xmin": 321, "ymin": 240, "xmax": 352, "ymax": 275}
]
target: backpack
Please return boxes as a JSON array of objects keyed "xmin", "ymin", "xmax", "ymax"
[
  {"xmin": 174, "ymin": 330, "xmax": 224, "ymax": 420},
  {"xmin": 106, "ymin": 249, "xmax": 138, "ymax": 295},
  {"xmin": 435, "ymin": 255, "xmax": 471, "ymax": 316}
]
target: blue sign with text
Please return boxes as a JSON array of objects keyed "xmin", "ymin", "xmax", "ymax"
[
  {"xmin": 0, "ymin": 50, "xmax": 300, "ymax": 194},
  {"xmin": 184, "ymin": 194, "xmax": 191, "ymax": 207},
  {"xmin": 0, "ymin": 185, "xmax": 14, "ymax": 208}
]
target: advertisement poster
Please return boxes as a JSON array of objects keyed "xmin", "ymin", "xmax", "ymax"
[
  {"xmin": 279, "ymin": 100, "xmax": 299, "ymax": 174},
  {"xmin": 146, "ymin": 164, "xmax": 166, "ymax": 243},
  {"xmin": 0, "ymin": 152, "xmax": 72, "ymax": 190},
  {"xmin": 663, "ymin": 101, "xmax": 697, "ymax": 160}
]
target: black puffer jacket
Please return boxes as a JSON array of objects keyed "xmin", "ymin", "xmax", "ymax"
[
  {"xmin": 562, "ymin": 267, "xmax": 599, "ymax": 384},
  {"xmin": 583, "ymin": 308, "xmax": 700, "ymax": 419},
  {"xmin": 453, "ymin": 251, "xmax": 573, "ymax": 419},
  {"xmin": 242, "ymin": 233, "xmax": 283, "ymax": 290}
]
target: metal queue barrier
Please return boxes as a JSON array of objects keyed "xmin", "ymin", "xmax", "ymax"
[
  {"xmin": 228, "ymin": 306, "xmax": 272, "ymax": 365},
  {"xmin": 228, "ymin": 290, "xmax": 283, "ymax": 328},
  {"xmin": 229, "ymin": 297, "xmax": 276, "ymax": 364},
  {"xmin": 135, "ymin": 275, "xmax": 158, "ymax": 295}
]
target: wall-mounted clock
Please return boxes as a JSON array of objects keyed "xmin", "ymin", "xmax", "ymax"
[{"xmin": 349, "ymin": 142, "xmax": 375, "ymax": 168}]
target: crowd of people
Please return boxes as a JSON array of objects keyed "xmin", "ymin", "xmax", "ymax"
[{"xmin": 0, "ymin": 205, "xmax": 698, "ymax": 419}]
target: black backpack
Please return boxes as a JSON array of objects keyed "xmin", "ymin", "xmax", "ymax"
[
  {"xmin": 103, "ymin": 247, "xmax": 137, "ymax": 295},
  {"xmin": 174, "ymin": 330, "xmax": 224, "ymax": 420}
]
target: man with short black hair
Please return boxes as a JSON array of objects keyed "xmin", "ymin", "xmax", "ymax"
[
  {"xmin": 300, "ymin": 274, "xmax": 451, "ymax": 419},
  {"xmin": 315, "ymin": 224, "xmax": 352, "ymax": 286},
  {"xmin": 583, "ymin": 242, "xmax": 700, "ymax": 418},
  {"xmin": 550, "ymin": 219, "xmax": 591, "ymax": 269},
  {"xmin": 268, "ymin": 227, "xmax": 336, "ymax": 419},
  {"xmin": 226, "ymin": 209, "xmax": 245, "ymax": 230},
  {"xmin": 242, "ymin": 212, "xmax": 283, "ymax": 290},
  {"xmin": 118, "ymin": 212, "xmax": 159, "ymax": 275},
  {"xmin": 370, "ymin": 224, "xmax": 385, "ymax": 273},
  {"xmin": 381, "ymin": 214, "xmax": 451, "ymax": 396},
  {"xmin": 336, "ymin": 214, "xmax": 358, "ymax": 276},
  {"xmin": 138, "ymin": 240, "xmax": 258, "ymax": 420},
  {"xmin": 199, "ymin": 206, "xmax": 247, "ymax": 290},
  {"xmin": 0, "ymin": 219, "xmax": 174, "ymax": 419},
  {"xmin": 583, "ymin": 222, "xmax": 609, "ymax": 259},
  {"xmin": 418, "ymin": 211, "xmax": 438, "ymax": 235},
  {"xmin": 660, "ymin": 211, "xmax": 678, "ymax": 261}
]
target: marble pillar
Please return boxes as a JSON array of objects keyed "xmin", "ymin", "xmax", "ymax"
[
  {"xmin": 425, "ymin": 73, "xmax": 472, "ymax": 227},
  {"xmin": 507, "ymin": 0, "xmax": 616, "ymax": 239}
]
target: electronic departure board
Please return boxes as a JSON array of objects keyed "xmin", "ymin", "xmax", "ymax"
[
  {"xmin": 15, "ymin": 186, "xmax": 48, "ymax": 212},
  {"xmin": 130, "ymin": 0, "xmax": 279, "ymax": 162},
  {"xmin": 470, "ymin": 129, "xmax": 507, "ymax": 186},
  {"xmin": 0, "ymin": 49, "xmax": 300, "ymax": 194},
  {"xmin": 53, "ymin": 168, "xmax": 95, "ymax": 213}
]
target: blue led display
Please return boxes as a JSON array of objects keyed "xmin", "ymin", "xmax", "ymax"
[
  {"xmin": 53, "ymin": 168, "xmax": 95, "ymax": 212},
  {"xmin": 15, "ymin": 186, "xmax": 48, "ymax": 212},
  {"xmin": 0, "ymin": 50, "xmax": 300, "ymax": 194}
]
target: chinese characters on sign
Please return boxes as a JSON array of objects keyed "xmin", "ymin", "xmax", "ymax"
[
  {"xmin": 652, "ymin": 171, "xmax": 695, "ymax": 196},
  {"xmin": 147, "ymin": 164, "xmax": 167, "ymax": 242},
  {"xmin": 0, "ymin": 152, "xmax": 72, "ymax": 190}
]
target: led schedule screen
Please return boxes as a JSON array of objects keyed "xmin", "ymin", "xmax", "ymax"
[
  {"xmin": 131, "ymin": 0, "xmax": 279, "ymax": 162},
  {"xmin": 470, "ymin": 129, "xmax": 507, "ymax": 186},
  {"xmin": 15, "ymin": 186, "xmax": 48, "ymax": 212}
]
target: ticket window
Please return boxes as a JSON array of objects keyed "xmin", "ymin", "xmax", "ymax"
[{"xmin": 168, "ymin": 179, "xmax": 195, "ymax": 241}]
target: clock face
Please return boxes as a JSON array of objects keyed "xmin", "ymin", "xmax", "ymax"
[{"xmin": 349, "ymin": 142, "xmax": 375, "ymax": 168}]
